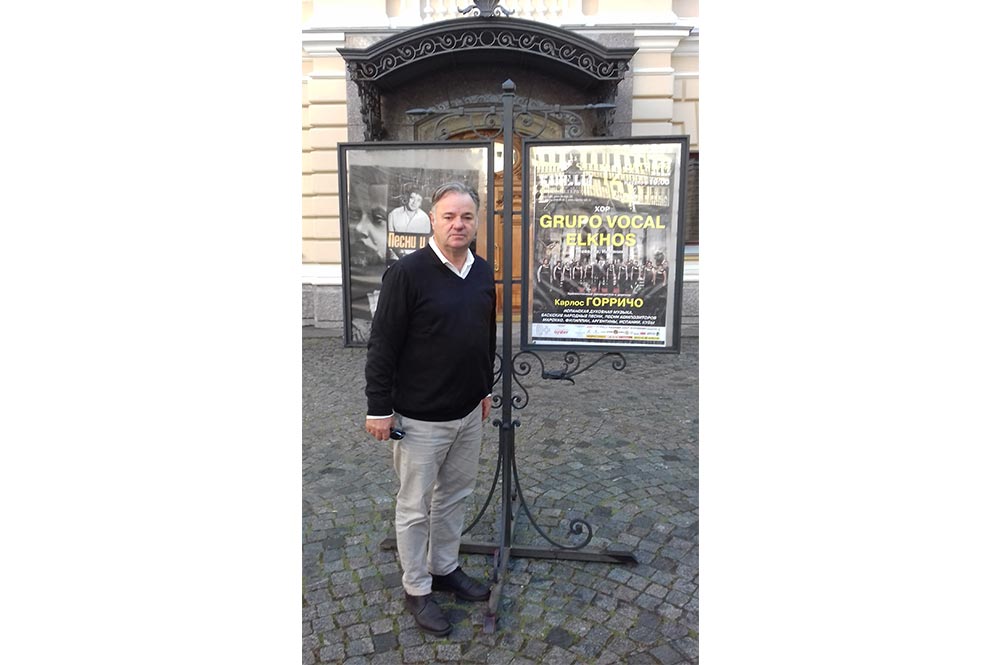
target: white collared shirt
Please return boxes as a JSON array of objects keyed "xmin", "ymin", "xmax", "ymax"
[{"xmin": 428, "ymin": 237, "xmax": 474, "ymax": 279}]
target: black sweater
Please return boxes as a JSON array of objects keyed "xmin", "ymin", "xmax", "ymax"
[{"xmin": 365, "ymin": 245, "xmax": 497, "ymax": 421}]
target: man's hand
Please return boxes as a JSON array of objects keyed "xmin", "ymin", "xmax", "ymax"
[
  {"xmin": 365, "ymin": 416, "xmax": 393, "ymax": 441},
  {"xmin": 481, "ymin": 396, "xmax": 492, "ymax": 422}
]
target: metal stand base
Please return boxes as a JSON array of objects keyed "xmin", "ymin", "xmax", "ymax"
[
  {"xmin": 379, "ymin": 536, "xmax": 637, "ymax": 564},
  {"xmin": 379, "ymin": 524, "xmax": 636, "ymax": 634}
]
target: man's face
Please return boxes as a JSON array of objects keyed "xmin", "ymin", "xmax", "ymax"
[
  {"xmin": 430, "ymin": 191, "xmax": 478, "ymax": 253},
  {"xmin": 405, "ymin": 192, "xmax": 422, "ymax": 211}
]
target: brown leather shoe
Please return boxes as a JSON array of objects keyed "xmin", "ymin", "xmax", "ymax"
[
  {"xmin": 431, "ymin": 566, "xmax": 491, "ymax": 602},
  {"xmin": 403, "ymin": 592, "xmax": 452, "ymax": 636}
]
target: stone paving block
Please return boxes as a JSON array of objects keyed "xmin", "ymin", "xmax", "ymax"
[
  {"xmin": 582, "ymin": 605, "xmax": 610, "ymax": 624},
  {"xmin": 646, "ymin": 582, "xmax": 670, "ymax": 598},
  {"xmin": 342, "ymin": 657, "xmax": 369, "ymax": 665},
  {"xmin": 613, "ymin": 585, "xmax": 642, "ymax": 602},
  {"xmin": 635, "ymin": 593, "xmax": 662, "ymax": 611},
  {"xmin": 346, "ymin": 623, "xmax": 371, "ymax": 640},
  {"xmin": 543, "ymin": 611, "xmax": 568, "ymax": 627},
  {"xmin": 543, "ymin": 645, "xmax": 579, "ymax": 665},
  {"xmin": 679, "ymin": 610, "xmax": 698, "ymax": 632},
  {"xmin": 371, "ymin": 617, "xmax": 395, "ymax": 635},
  {"xmin": 570, "ymin": 640, "xmax": 606, "ymax": 660},
  {"xmin": 608, "ymin": 635, "xmax": 638, "ymax": 656},
  {"xmin": 662, "ymin": 620, "xmax": 692, "ymax": 640},
  {"xmin": 499, "ymin": 632, "xmax": 526, "ymax": 652},
  {"xmin": 671, "ymin": 635, "xmax": 699, "ymax": 661},
  {"xmin": 435, "ymin": 643, "xmax": 462, "ymax": 661},
  {"xmin": 596, "ymin": 652, "xmax": 621, "ymax": 665},
  {"xmin": 462, "ymin": 644, "xmax": 491, "ymax": 662},
  {"xmin": 627, "ymin": 574, "xmax": 651, "ymax": 592},
  {"xmin": 318, "ymin": 643, "xmax": 345, "ymax": 663},
  {"xmin": 665, "ymin": 589, "xmax": 691, "ymax": 607},
  {"xmin": 522, "ymin": 639, "xmax": 549, "ymax": 658},
  {"xmin": 372, "ymin": 631, "xmax": 398, "ymax": 653},
  {"xmin": 401, "ymin": 644, "xmax": 435, "ymax": 662},
  {"xmin": 311, "ymin": 614, "xmax": 334, "ymax": 634},
  {"xmin": 361, "ymin": 604, "xmax": 387, "ymax": 621},
  {"xmin": 544, "ymin": 626, "xmax": 576, "ymax": 649},
  {"xmin": 649, "ymin": 642, "xmax": 689, "ymax": 664},
  {"xmin": 607, "ymin": 567, "xmax": 632, "ymax": 584},
  {"xmin": 520, "ymin": 619, "xmax": 549, "ymax": 639},
  {"xmin": 594, "ymin": 592, "xmax": 618, "ymax": 611},
  {"xmin": 634, "ymin": 550, "xmax": 656, "ymax": 565},
  {"xmin": 346, "ymin": 636, "xmax": 375, "ymax": 656},
  {"xmin": 657, "ymin": 603, "xmax": 684, "ymax": 621},
  {"xmin": 628, "ymin": 624, "xmax": 663, "ymax": 645},
  {"xmin": 485, "ymin": 648, "xmax": 517, "ymax": 665},
  {"xmin": 396, "ymin": 627, "xmax": 424, "ymax": 648},
  {"xmin": 562, "ymin": 616, "xmax": 592, "ymax": 637},
  {"xmin": 520, "ymin": 602, "xmax": 544, "ymax": 619},
  {"xmin": 340, "ymin": 595, "xmax": 364, "ymax": 611},
  {"xmin": 605, "ymin": 612, "xmax": 636, "ymax": 634}
]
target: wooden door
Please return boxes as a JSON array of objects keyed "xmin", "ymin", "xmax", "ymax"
[{"xmin": 483, "ymin": 137, "xmax": 523, "ymax": 321}]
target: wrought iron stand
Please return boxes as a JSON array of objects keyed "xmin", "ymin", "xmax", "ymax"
[{"xmin": 380, "ymin": 80, "xmax": 636, "ymax": 633}]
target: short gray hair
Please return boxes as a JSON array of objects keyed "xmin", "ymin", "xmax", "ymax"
[{"xmin": 430, "ymin": 181, "xmax": 480, "ymax": 211}]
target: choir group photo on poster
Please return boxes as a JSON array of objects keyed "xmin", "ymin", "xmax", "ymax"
[
  {"xmin": 338, "ymin": 143, "xmax": 490, "ymax": 346},
  {"xmin": 524, "ymin": 138, "xmax": 688, "ymax": 352}
]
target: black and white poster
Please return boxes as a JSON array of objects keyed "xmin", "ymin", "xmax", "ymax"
[
  {"xmin": 523, "ymin": 137, "xmax": 688, "ymax": 353},
  {"xmin": 338, "ymin": 142, "xmax": 491, "ymax": 346}
]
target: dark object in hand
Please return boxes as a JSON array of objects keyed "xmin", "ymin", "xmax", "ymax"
[{"xmin": 390, "ymin": 429, "xmax": 406, "ymax": 440}]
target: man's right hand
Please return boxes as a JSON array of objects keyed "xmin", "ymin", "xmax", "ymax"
[{"xmin": 365, "ymin": 416, "xmax": 393, "ymax": 441}]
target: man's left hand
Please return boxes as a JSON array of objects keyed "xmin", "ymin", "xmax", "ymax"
[{"xmin": 481, "ymin": 396, "xmax": 491, "ymax": 422}]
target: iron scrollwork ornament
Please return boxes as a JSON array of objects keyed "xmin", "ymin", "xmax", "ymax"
[
  {"xmin": 492, "ymin": 350, "xmax": 627, "ymax": 409},
  {"xmin": 459, "ymin": 0, "xmax": 515, "ymax": 17}
]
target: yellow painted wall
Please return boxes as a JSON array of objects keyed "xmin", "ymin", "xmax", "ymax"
[{"xmin": 302, "ymin": 45, "xmax": 349, "ymax": 265}]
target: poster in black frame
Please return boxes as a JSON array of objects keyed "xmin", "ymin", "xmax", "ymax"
[
  {"xmin": 337, "ymin": 141, "xmax": 492, "ymax": 347},
  {"xmin": 520, "ymin": 136, "xmax": 689, "ymax": 353}
]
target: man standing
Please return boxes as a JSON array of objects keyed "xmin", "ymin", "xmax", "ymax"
[{"xmin": 364, "ymin": 181, "xmax": 496, "ymax": 637}]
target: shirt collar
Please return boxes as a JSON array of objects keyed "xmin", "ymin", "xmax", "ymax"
[{"xmin": 428, "ymin": 237, "xmax": 474, "ymax": 279}]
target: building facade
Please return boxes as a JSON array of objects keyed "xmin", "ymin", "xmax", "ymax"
[{"xmin": 301, "ymin": 0, "xmax": 699, "ymax": 334}]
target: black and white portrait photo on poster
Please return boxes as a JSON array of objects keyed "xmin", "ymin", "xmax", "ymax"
[
  {"xmin": 523, "ymin": 137, "xmax": 688, "ymax": 352},
  {"xmin": 338, "ymin": 142, "xmax": 491, "ymax": 346}
]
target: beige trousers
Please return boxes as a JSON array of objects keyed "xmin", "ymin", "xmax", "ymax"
[{"xmin": 391, "ymin": 406, "xmax": 483, "ymax": 596}]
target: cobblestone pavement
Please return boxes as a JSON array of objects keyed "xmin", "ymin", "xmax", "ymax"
[{"xmin": 303, "ymin": 329, "xmax": 699, "ymax": 664}]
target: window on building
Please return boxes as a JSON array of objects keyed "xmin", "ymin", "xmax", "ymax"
[{"xmin": 685, "ymin": 151, "xmax": 699, "ymax": 246}]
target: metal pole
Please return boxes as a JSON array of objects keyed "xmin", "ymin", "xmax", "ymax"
[
  {"xmin": 500, "ymin": 79, "xmax": 515, "ymax": 544},
  {"xmin": 484, "ymin": 79, "xmax": 517, "ymax": 633}
]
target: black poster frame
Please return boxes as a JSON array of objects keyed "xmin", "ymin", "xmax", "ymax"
[
  {"xmin": 336, "ymin": 141, "xmax": 493, "ymax": 347},
  {"xmin": 520, "ymin": 135, "xmax": 689, "ymax": 354}
]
